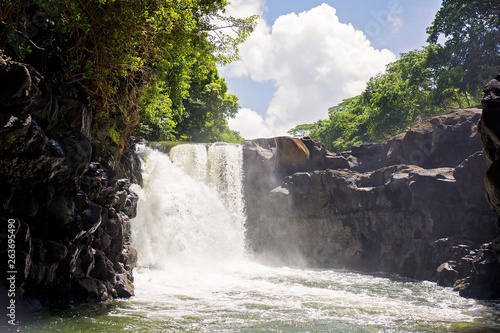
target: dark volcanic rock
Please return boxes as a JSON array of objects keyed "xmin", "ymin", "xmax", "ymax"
[
  {"xmin": 0, "ymin": 56, "xmax": 141, "ymax": 308},
  {"xmin": 243, "ymin": 107, "xmax": 500, "ymax": 296},
  {"xmin": 344, "ymin": 108, "xmax": 482, "ymax": 172},
  {"xmin": 480, "ymin": 71, "xmax": 500, "ymax": 216},
  {"xmin": 456, "ymin": 71, "xmax": 500, "ymax": 300}
]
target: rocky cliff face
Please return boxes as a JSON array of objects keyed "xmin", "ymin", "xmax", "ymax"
[
  {"xmin": 461, "ymin": 71, "xmax": 500, "ymax": 299},
  {"xmin": 243, "ymin": 107, "xmax": 500, "ymax": 299},
  {"xmin": 0, "ymin": 57, "xmax": 141, "ymax": 309}
]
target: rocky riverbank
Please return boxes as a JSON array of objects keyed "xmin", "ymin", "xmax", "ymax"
[
  {"xmin": 0, "ymin": 56, "xmax": 141, "ymax": 309},
  {"xmin": 243, "ymin": 106, "xmax": 500, "ymax": 299}
]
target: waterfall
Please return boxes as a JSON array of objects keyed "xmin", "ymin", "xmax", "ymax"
[
  {"xmin": 169, "ymin": 143, "xmax": 208, "ymax": 182},
  {"xmin": 207, "ymin": 143, "xmax": 246, "ymax": 234},
  {"xmin": 22, "ymin": 143, "xmax": 500, "ymax": 332},
  {"xmin": 130, "ymin": 143, "xmax": 247, "ymax": 269}
]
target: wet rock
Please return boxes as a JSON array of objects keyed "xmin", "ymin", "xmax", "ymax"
[
  {"xmin": 453, "ymin": 241, "xmax": 500, "ymax": 299},
  {"xmin": 114, "ymin": 273, "xmax": 135, "ymax": 298},
  {"xmin": 46, "ymin": 240, "xmax": 68, "ymax": 262},
  {"xmin": 48, "ymin": 190, "xmax": 75, "ymax": 227},
  {"xmin": 127, "ymin": 247, "xmax": 138, "ymax": 270},
  {"xmin": 479, "ymin": 72, "xmax": 500, "ymax": 169},
  {"xmin": 92, "ymin": 227, "xmax": 113, "ymax": 251},
  {"xmin": 16, "ymin": 220, "xmax": 31, "ymax": 253},
  {"xmin": 57, "ymin": 131, "xmax": 92, "ymax": 178},
  {"xmin": 67, "ymin": 244, "xmax": 82, "ymax": 274},
  {"xmin": 74, "ymin": 246, "xmax": 95, "ymax": 278},
  {"xmin": 454, "ymin": 71, "xmax": 500, "ymax": 299},
  {"xmin": 92, "ymin": 250, "xmax": 112, "ymax": 280},
  {"xmin": 437, "ymin": 262, "xmax": 458, "ymax": 287},
  {"xmin": 77, "ymin": 277, "xmax": 110, "ymax": 303},
  {"xmin": 123, "ymin": 191, "xmax": 139, "ymax": 218},
  {"xmin": 80, "ymin": 200, "xmax": 102, "ymax": 234},
  {"xmin": 17, "ymin": 251, "xmax": 32, "ymax": 282},
  {"xmin": 243, "ymin": 108, "xmax": 499, "ymax": 292},
  {"xmin": 111, "ymin": 190, "xmax": 128, "ymax": 211},
  {"xmin": 28, "ymin": 262, "xmax": 46, "ymax": 288},
  {"xmin": 0, "ymin": 54, "xmax": 141, "ymax": 308}
]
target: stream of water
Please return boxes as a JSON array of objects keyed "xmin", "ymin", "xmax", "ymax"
[{"xmin": 18, "ymin": 144, "xmax": 500, "ymax": 332}]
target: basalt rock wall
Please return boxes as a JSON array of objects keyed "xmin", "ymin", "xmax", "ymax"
[
  {"xmin": 459, "ymin": 71, "xmax": 500, "ymax": 299},
  {"xmin": 243, "ymin": 107, "xmax": 500, "ymax": 299},
  {"xmin": 0, "ymin": 56, "xmax": 141, "ymax": 309}
]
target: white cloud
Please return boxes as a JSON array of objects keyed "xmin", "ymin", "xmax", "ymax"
[
  {"xmin": 227, "ymin": 108, "xmax": 274, "ymax": 139},
  {"xmin": 221, "ymin": 3, "xmax": 397, "ymax": 139},
  {"xmin": 223, "ymin": 0, "xmax": 264, "ymax": 18}
]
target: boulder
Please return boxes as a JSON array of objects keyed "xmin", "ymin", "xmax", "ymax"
[{"xmin": 344, "ymin": 108, "xmax": 482, "ymax": 172}]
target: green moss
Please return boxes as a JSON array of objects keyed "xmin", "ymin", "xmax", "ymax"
[
  {"xmin": 108, "ymin": 127, "xmax": 120, "ymax": 145},
  {"xmin": 147, "ymin": 141, "xmax": 185, "ymax": 154}
]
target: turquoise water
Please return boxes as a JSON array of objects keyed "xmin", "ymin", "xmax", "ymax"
[{"xmin": 12, "ymin": 145, "xmax": 500, "ymax": 332}]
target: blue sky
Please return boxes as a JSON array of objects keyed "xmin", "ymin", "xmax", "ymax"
[{"xmin": 220, "ymin": 0, "xmax": 443, "ymax": 139}]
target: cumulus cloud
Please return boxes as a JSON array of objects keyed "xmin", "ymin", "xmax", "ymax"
[
  {"xmin": 222, "ymin": 0, "xmax": 264, "ymax": 18},
  {"xmin": 221, "ymin": 3, "xmax": 397, "ymax": 139},
  {"xmin": 227, "ymin": 108, "xmax": 274, "ymax": 139}
]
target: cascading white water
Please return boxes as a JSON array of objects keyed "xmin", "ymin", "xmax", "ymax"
[
  {"xmin": 131, "ymin": 144, "xmax": 247, "ymax": 269},
  {"xmin": 20, "ymin": 144, "xmax": 500, "ymax": 332},
  {"xmin": 169, "ymin": 143, "xmax": 208, "ymax": 182},
  {"xmin": 207, "ymin": 143, "xmax": 246, "ymax": 238}
]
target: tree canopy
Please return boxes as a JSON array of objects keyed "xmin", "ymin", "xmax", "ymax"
[
  {"xmin": 289, "ymin": 0, "xmax": 500, "ymax": 152},
  {"xmin": 1, "ymin": 0, "xmax": 256, "ymax": 144},
  {"xmin": 427, "ymin": 0, "xmax": 500, "ymax": 104}
]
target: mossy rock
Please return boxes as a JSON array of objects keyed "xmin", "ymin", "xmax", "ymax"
[{"xmin": 147, "ymin": 141, "xmax": 199, "ymax": 154}]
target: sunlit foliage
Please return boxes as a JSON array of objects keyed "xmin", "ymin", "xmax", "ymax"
[
  {"xmin": 290, "ymin": 0, "xmax": 499, "ymax": 152},
  {"xmin": 1, "ymin": 0, "xmax": 255, "ymax": 144}
]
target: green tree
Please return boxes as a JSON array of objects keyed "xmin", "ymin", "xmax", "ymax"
[
  {"xmin": 175, "ymin": 65, "xmax": 241, "ymax": 142},
  {"xmin": 130, "ymin": 1, "xmax": 255, "ymax": 143},
  {"xmin": 287, "ymin": 123, "xmax": 316, "ymax": 138},
  {"xmin": 135, "ymin": 54, "xmax": 244, "ymax": 142},
  {"xmin": 1, "ymin": 0, "xmax": 255, "ymax": 146},
  {"xmin": 308, "ymin": 96, "xmax": 370, "ymax": 152},
  {"xmin": 363, "ymin": 48, "xmax": 440, "ymax": 140},
  {"xmin": 297, "ymin": 48, "xmax": 444, "ymax": 152},
  {"xmin": 135, "ymin": 81, "xmax": 177, "ymax": 141},
  {"xmin": 427, "ymin": 0, "xmax": 500, "ymax": 105}
]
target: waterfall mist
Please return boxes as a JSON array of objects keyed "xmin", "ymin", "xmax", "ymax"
[
  {"xmin": 130, "ymin": 144, "xmax": 247, "ymax": 270},
  {"xmin": 104, "ymin": 143, "xmax": 499, "ymax": 332}
]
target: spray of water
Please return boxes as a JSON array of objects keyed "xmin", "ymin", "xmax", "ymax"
[
  {"xmin": 169, "ymin": 143, "xmax": 208, "ymax": 182},
  {"xmin": 17, "ymin": 144, "xmax": 500, "ymax": 332},
  {"xmin": 131, "ymin": 144, "xmax": 247, "ymax": 270},
  {"xmin": 123, "ymin": 144, "xmax": 498, "ymax": 332}
]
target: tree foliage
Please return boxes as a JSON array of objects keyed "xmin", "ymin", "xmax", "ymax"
[
  {"xmin": 426, "ymin": 0, "xmax": 500, "ymax": 106},
  {"xmin": 291, "ymin": 0, "xmax": 500, "ymax": 152},
  {"xmin": 136, "ymin": 54, "xmax": 244, "ymax": 143},
  {"xmin": 176, "ymin": 66, "xmax": 241, "ymax": 142},
  {"xmin": 1, "ymin": 0, "xmax": 255, "ymax": 145},
  {"xmin": 290, "ymin": 48, "xmax": 444, "ymax": 152}
]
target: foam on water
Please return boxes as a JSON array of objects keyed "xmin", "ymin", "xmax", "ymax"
[
  {"xmin": 131, "ymin": 144, "xmax": 247, "ymax": 269},
  {"xmin": 18, "ymin": 144, "xmax": 500, "ymax": 332},
  {"xmin": 127, "ymin": 145, "xmax": 500, "ymax": 332}
]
